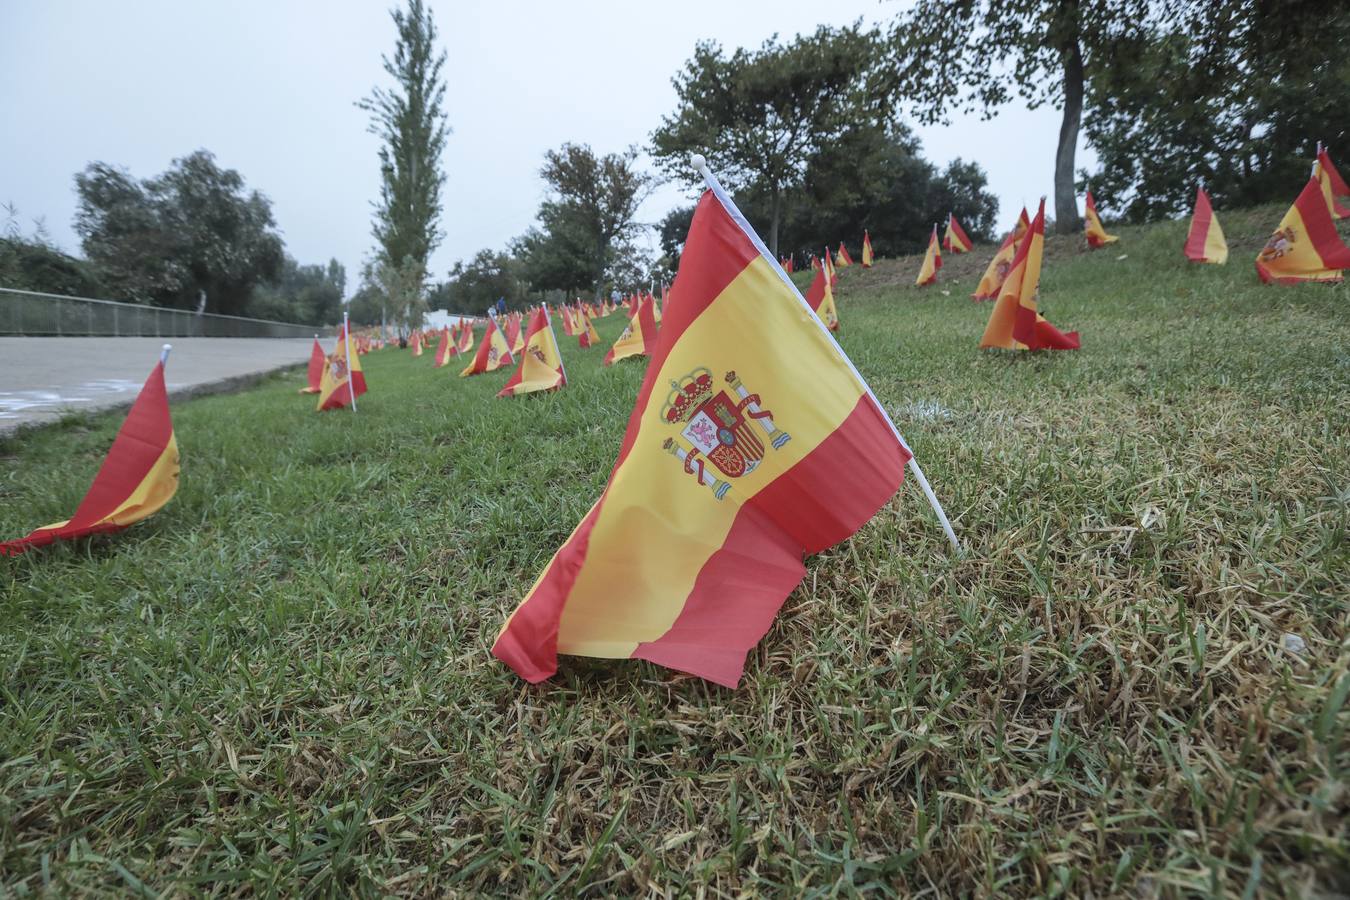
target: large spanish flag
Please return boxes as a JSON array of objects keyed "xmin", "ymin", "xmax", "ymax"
[
  {"xmin": 943, "ymin": 214, "xmax": 973, "ymax": 253},
  {"xmin": 1084, "ymin": 190, "xmax": 1118, "ymax": 248},
  {"xmin": 981, "ymin": 199, "xmax": 1079, "ymax": 351},
  {"xmin": 317, "ymin": 320, "xmax": 366, "ymax": 411},
  {"xmin": 1256, "ymin": 175, "xmax": 1350, "ymax": 284},
  {"xmin": 1315, "ymin": 146, "xmax": 1350, "ymax": 220},
  {"xmin": 498, "ymin": 307, "xmax": 566, "ymax": 397},
  {"xmin": 915, "ymin": 225, "xmax": 942, "ymax": 286},
  {"xmin": 460, "ymin": 317, "xmax": 514, "ymax": 376},
  {"xmin": 861, "ymin": 230, "xmax": 874, "ymax": 267},
  {"xmin": 1184, "ymin": 185, "xmax": 1228, "ymax": 264},
  {"xmin": 603, "ymin": 295, "xmax": 657, "ymax": 366},
  {"xmin": 492, "ymin": 177, "xmax": 918, "ymax": 688},
  {"xmin": 805, "ymin": 260, "xmax": 839, "ymax": 331},
  {"xmin": 300, "ymin": 335, "xmax": 324, "ymax": 393},
  {"xmin": 1, "ymin": 352, "xmax": 179, "ymax": 556}
]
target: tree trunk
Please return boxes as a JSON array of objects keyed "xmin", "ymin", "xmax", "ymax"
[
  {"xmin": 1054, "ymin": 12, "xmax": 1084, "ymax": 234},
  {"xmin": 769, "ymin": 185, "xmax": 782, "ymax": 257}
]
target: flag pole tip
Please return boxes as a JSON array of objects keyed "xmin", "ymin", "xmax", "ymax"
[
  {"xmin": 690, "ymin": 153, "xmax": 708, "ymax": 174},
  {"xmin": 159, "ymin": 343, "xmax": 172, "ymax": 365}
]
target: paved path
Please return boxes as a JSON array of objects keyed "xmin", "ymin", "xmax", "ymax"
[{"xmin": 0, "ymin": 337, "xmax": 316, "ymax": 434}]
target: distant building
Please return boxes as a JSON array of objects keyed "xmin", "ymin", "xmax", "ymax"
[{"xmin": 423, "ymin": 309, "xmax": 472, "ymax": 330}]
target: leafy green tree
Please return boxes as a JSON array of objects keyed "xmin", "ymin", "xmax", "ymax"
[
  {"xmin": 1084, "ymin": 0, "xmax": 1350, "ymax": 221},
  {"xmin": 437, "ymin": 249, "xmax": 528, "ymax": 314},
  {"xmin": 888, "ymin": 0, "xmax": 1147, "ymax": 233},
  {"xmin": 359, "ymin": 0, "xmax": 450, "ymax": 288},
  {"xmin": 652, "ymin": 25, "xmax": 890, "ymax": 255},
  {"xmin": 247, "ymin": 256, "xmax": 345, "ymax": 325},
  {"xmin": 1, "ymin": 204, "xmax": 106, "ymax": 297}
]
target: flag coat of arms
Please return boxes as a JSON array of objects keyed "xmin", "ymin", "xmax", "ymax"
[
  {"xmin": 1315, "ymin": 147, "xmax": 1350, "ymax": 220},
  {"xmin": 498, "ymin": 307, "xmax": 567, "ymax": 397},
  {"xmin": 1256, "ymin": 176, "xmax": 1350, "ymax": 284},
  {"xmin": 916, "ymin": 225, "xmax": 942, "ymax": 286},
  {"xmin": 861, "ymin": 230, "xmax": 874, "ymax": 267},
  {"xmin": 2, "ymin": 353, "xmax": 179, "ymax": 555},
  {"xmin": 301, "ymin": 336, "xmax": 324, "ymax": 393},
  {"xmin": 973, "ymin": 208, "xmax": 1030, "ymax": 300},
  {"xmin": 1184, "ymin": 185, "xmax": 1228, "ymax": 264},
  {"xmin": 603, "ymin": 296, "xmax": 658, "ymax": 366},
  {"xmin": 943, "ymin": 214, "xmax": 973, "ymax": 253},
  {"xmin": 460, "ymin": 317, "xmax": 515, "ymax": 376},
  {"xmin": 1083, "ymin": 191, "xmax": 1118, "ymax": 248},
  {"xmin": 805, "ymin": 260, "xmax": 840, "ymax": 331},
  {"xmin": 980, "ymin": 199, "xmax": 1080, "ymax": 351},
  {"xmin": 492, "ymin": 175, "xmax": 921, "ymax": 688},
  {"xmin": 317, "ymin": 322, "xmax": 366, "ymax": 411}
]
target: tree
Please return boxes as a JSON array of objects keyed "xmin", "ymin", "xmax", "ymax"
[
  {"xmin": 888, "ymin": 0, "xmax": 1147, "ymax": 233},
  {"xmin": 247, "ymin": 256, "xmax": 345, "ymax": 325},
  {"xmin": 652, "ymin": 25, "xmax": 890, "ymax": 255},
  {"xmin": 1084, "ymin": 0, "xmax": 1350, "ymax": 221},
  {"xmin": 1, "ymin": 203, "xmax": 106, "ymax": 297},
  {"xmin": 74, "ymin": 151, "xmax": 284, "ymax": 314},
  {"xmin": 438, "ymin": 249, "xmax": 528, "ymax": 314},
  {"xmin": 359, "ymin": 0, "xmax": 450, "ymax": 288}
]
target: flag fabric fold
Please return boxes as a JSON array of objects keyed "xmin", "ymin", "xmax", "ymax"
[
  {"xmin": 498, "ymin": 307, "xmax": 567, "ymax": 397},
  {"xmin": 916, "ymin": 226, "xmax": 942, "ymax": 286},
  {"xmin": 1084, "ymin": 191, "xmax": 1118, "ymax": 248},
  {"xmin": 980, "ymin": 199, "xmax": 1079, "ymax": 351},
  {"xmin": 1256, "ymin": 175, "xmax": 1350, "ymax": 284},
  {"xmin": 1184, "ymin": 185, "xmax": 1228, "ymax": 264},
  {"xmin": 1316, "ymin": 147, "xmax": 1350, "ymax": 219},
  {"xmin": 2, "ymin": 359, "xmax": 179, "ymax": 555},
  {"xmin": 491, "ymin": 182, "xmax": 914, "ymax": 689},
  {"xmin": 943, "ymin": 214, "xmax": 972, "ymax": 253},
  {"xmin": 972, "ymin": 208, "xmax": 1030, "ymax": 301},
  {"xmin": 301, "ymin": 336, "xmax": 324, "ymax": 393},
  {"xmin": 578, "ymin": 310, "xmax": 601, "ymax": 349}
]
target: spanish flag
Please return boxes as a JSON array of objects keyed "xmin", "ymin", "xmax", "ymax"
[
  {"xmin": 973, "ymin": 208, "xmax": 1030, "ymax": 300},
  {"xmin": 1315, "ymin": 145, "xmax": 1350, "ymax": 220},
  {"xmin": 836, "ymin": 242, "xmax": 853, "ymax": 267},
  {"xmin": 805, "ymin": 258, "xmax": 840, "ymax": 331},
  {"xmin": 498, "ymin": 307, "xmax": 566, "ymax": 397},
  {"xmin": 943, "ymin": 214, "xmax": 973, "ymax": 253},
  {"xmin": 1256, "ymin": 175, "xmax": 1350, "ymax": 284},
  {"xmin": 559, "ymin": 305, "xmax": 576, "ymax": 336},
  {"xmin": 824, "ymin": 249, "xmax": 838, "ymax": 286},
  {"xmin": 578, "ymin": 310, "xmax": 601, "ymax": 348},
  {"xmin": 916, "ymin": 225, "xmax": 942, "ymax": 286},
  {"xmin": 433, "ymin": 329, "xmax": 453, "ymax": 367},
  {"xmin": 603, "ymin": 295, "xmax": 657, "ymax": 366},
  {"xmin": 457, "ymin": 322, "xmax": 475, "ymax": 353},
  {"xmin": 317, "ymin": 319, "xmax": 366, "ymax": 411},
  {"xmin": 980, "ymin": 199, "xmax": 1079, "ymax": 351},
  {"xmin": 460, "ymin": 316, "xmax": 515, "ymax": 376},
  {"xmin": 300, "ymin": 335, "xmax": 324, "ymax": 393},
  {"xmin": 410, "ymin": 331, "xmax": 424, "ymax": 357},
  {"xmin": 1183, "ymin": 185, "xmax": 1228, "ymax": 264},
  {"xmin": 861, "ymin": 230, "xmax": 874, "ymax": 267},
  {"xmin": 1084, "ymin": 190, "xmax": 1118, "ymax": 248},
  {"xmin": 492, "ymin": 173, "xmax": 923, "ymax": 688},
  {"xmin": 2, "ymin": 350, "xmax": 179, "ymax": 556}
]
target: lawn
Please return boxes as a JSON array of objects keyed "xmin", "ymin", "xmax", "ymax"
[{"xmin": 1, "ymin": 208, "xmax": 1347, "ymax": 897}]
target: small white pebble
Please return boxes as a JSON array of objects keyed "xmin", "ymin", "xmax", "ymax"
[
  {"xmin": 1116, "ymin": 254, "xmax": 1129, "ymax": 260},
  {"xmin": 1281, "ymin": 633, "xmax": 1307, "ymax": 655}
]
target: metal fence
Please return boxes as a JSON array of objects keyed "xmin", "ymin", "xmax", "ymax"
[{"xmin": 0, "ymin": 286, "xmax": 319, "ymax": 338}]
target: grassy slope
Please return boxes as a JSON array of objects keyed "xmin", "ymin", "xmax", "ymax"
[{"xmin": 1, "ymin": 208, "xmax": 1347, "ymax": 897}]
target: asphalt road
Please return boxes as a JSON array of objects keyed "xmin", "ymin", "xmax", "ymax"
[{"xmin": 0, "ymin": 337, "xmax": 317, "ymax": 434}]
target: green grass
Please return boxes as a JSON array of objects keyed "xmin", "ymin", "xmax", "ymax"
[{"xmin": 2, "ymin": 208, "xmax": 1348, "ymax": 897}]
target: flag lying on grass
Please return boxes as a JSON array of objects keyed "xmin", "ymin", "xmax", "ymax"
[
  {"xmin": 805, "ymin": 255, "xmax": 840, "ymax": 331},
  {"xmin": 1084, "ymin": 190, "xmax": 1118, "ymax": 248},
  {"xmin": 300, "ymin": 336, "xmax": 324, "ymax": 393},
  {"xmin": 1, "ymin": 349, "xmax": 179, "ymax": 556},
  {"xmin": 317, "ymin": 318, "xmax": 366, "ymax": 411},
  {"xmin": 861, "ymin": 230, "xmax": 874, "ymax": 267},
  {"xmin": 460, "ymin": 317, "xmax": 514, "ymax": 376},
  {"xmin": 1256, "ymin": 175, "xmax": 1350, "ymax": 284},
  {"xmin": 943, "ymin": 214, "xmax": 972, "ymax": 253},
  {"xmin": 981, "ymin": 199, "xmax": 1079, "ymax": 351},
  {"xmin": 836, "ymin": 242, "xmax": 853, "ymax": 267},
  {"xmin": 603, "ymin": 295, "xmax": 657, "ymax": 366},
  {"xmin": 1315, "ymin": 145, "xmax": 1350, "ymax": 220},
  {"xmin": 972, "ymin": 208, "xmax": 1030, "ymax": 301},
  {"xmin": 916, "ymin": 225, "xmax": 942, "ymax": 286},
  {"xmin": 1184, "ymin": 185, "xmax": 1228, "ymax": 264},
  {"xmin": 498, "ymin": 307, "xmax": 566, "ymax": 397},
  {"xmin": 492, "ymin": 160, "xmax": 943, "ymax": 689}
]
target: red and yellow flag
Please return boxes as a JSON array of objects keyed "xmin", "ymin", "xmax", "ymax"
[
  {"xmin": 457, "ymin": 322, "xmax": 474, "ymax": 353},
  {"xmin": 410, "ymin": 331, "xmax": 424, "ymax": 357},
  {"xmin": 835, "ymin": 242, "xmax": 853, "ymax": 267},
  {"xmin": 915, "ymin": 225, "xmax": 942, "ymax": 286},
  {"xmin": 492, "ymin": 184, "xmax": 914, "ymax": 688},
  {"xmin": 603, "ymin": 295, "xmax": 658, "ymax": 366},
  {"xmin": 2, "ymin": 354, "xmax": 179, "ymax": 555},
  {"xmin": 1084, "ymin": 190, "xmax": 1118, "ymax": 248},
  {"xmin": 943, "ymin": 214, "xmax": 973, "ymax": 253},
  {"xmin": 301, "ymin": 336, "xmax": 324, "ymax": 393},
  {"xmin": 980, "ymin": 200, "xmax": 1080, "ymax": 351},
  {"xmin": 1256, "ymin": 175, "xmax": 1350, "ymax": 284},
  {"xmin": 559, "ymin": 305, "xmax": 576, "ymax": 336},
  {"xmin": 861, "ymin": 230, "xmax": 874, "ymax": 267},
  {"xmin": 433, "ymin": 329, "xmax": 454, "ymax": 367},
  {"xmin": 824, "ymin": 248, "xmax": 838, "ymax": 286},
  {"xmin": 1184, "ymin": 185, "xmax": 1228, "ymax": 265},
  {"xmin": 1315, "ymin": 146, "xmax": 1350, "ymax": 220},
  {"xmin": 973, "ymin": 208, "xmax": 1030, "ymax": 301},
  {"xmin": 578, "ymin": 310, "xmax": 601, "ymax": 348},
  {"xmin": 498, "ymin": 307, "xmax": 566, "ymax": 397},
  {"xmin": 317, "ymin": 322, "xmax": 367, "ymax": 411},
  {"xmin": 460, "ymin": 317, "xmax": 514, "ymax": 376},
  {"xmin": 805, "ymin": 259, "xmax": 839, "ymax": 331}
]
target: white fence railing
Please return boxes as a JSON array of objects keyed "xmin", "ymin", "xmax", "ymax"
[{"xmin": 0, "ymin": 286, "xmax": 318, "ymax": 338}]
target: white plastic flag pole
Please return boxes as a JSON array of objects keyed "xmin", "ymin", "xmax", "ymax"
[
  {"xmin": 689, "ymin": 153, "xmax": 961, "ymax": 553},
  {"xmin": 160, "ymin": 343, "xmax": 172, "ymax": 367},
  {"xmin": 344, "ymin": 311, "xmax": 357, "ymax": 413}
]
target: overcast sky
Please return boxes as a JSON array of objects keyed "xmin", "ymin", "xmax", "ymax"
[{"xmin": 2, "ymin": 0, "xmax": 1093, "ymax": 297}]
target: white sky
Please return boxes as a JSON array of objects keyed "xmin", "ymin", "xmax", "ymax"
[{"xmin": 1, "ymin": 0, "xmax": 1093, "ymax": 296}]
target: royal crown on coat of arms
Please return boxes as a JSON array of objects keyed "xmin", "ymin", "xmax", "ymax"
[{"xmin": 660, "ymin": 367, "xmax": 791, "ymax": 501}]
